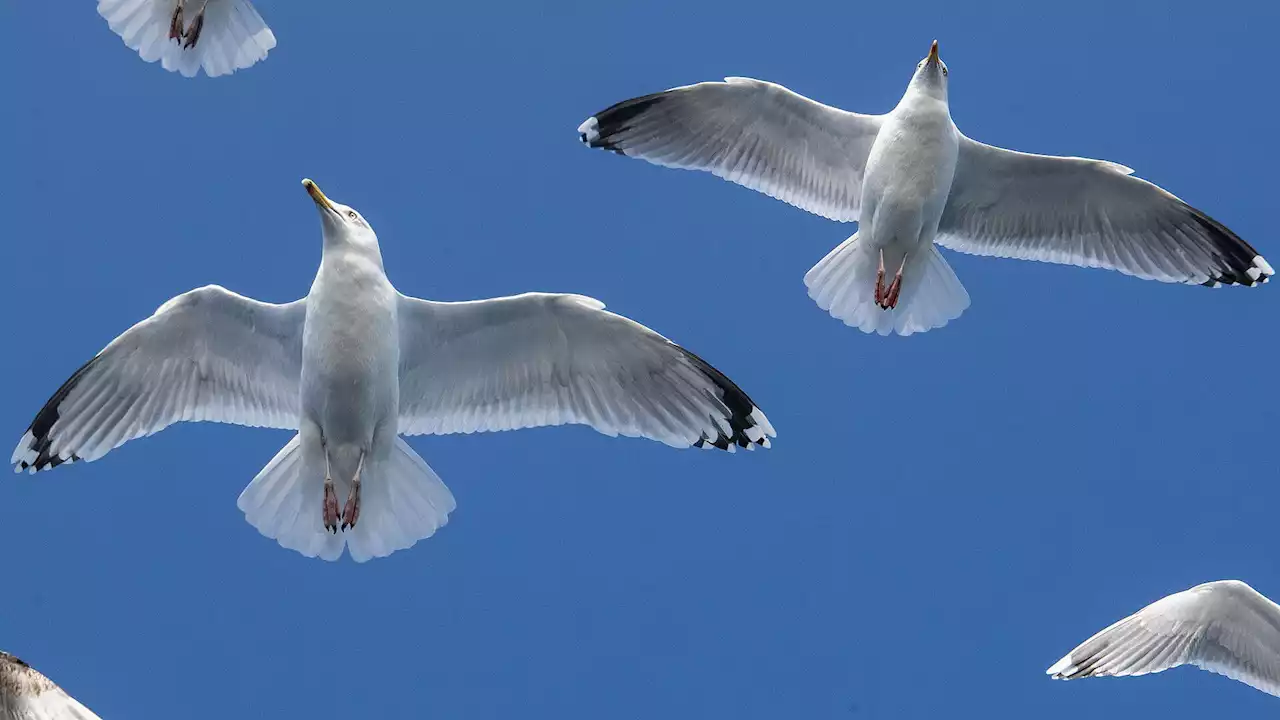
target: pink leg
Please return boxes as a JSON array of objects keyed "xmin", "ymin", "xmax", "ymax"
[
  {"xmin": 341, "ymin": 453, "xmax": 366, "ymax": 531},
  {"xmin": 883, "ymin": 254, "xmax": 909, "ymax": 309},
  {"xmin": 322, "ymin": 479, "xmax": 340, "ymax": 534},
  {"xmin": 168, "ymin": 0, "xmax": 185, "ymax": 42},
  {"xmin": 182, "ymin": 1, "xmax": 207, "ymax": 49},
  {"xmin": 873, "ymin": 249, "xmax": 886, "ymax": 307}
]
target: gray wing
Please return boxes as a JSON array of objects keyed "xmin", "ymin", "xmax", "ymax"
[
  {"xmin": 1048, "ymin": 580, "xmax": 1280, "ymax": 697},
  {"xmin": 11, "ymin": 285, "xmax": 305, "ymax": 472},
  {"xmin": 578, "ymin": 77, "xmax": 884, "ymax": 222},
  {"xmin": 0, "ymin": 652, "xmax": 101, "ymax": 720},
  {"xmin": 396, "ymin": 292, "xmax": 775, "ymax": 450},
  {"xmin": 937, "ymin": 136, "xmax": 1272, "ymax": 286}
]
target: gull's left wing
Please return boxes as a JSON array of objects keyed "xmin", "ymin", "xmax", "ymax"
[
  {"xmin": 936, "ymin": 136, "xmax": 1272, "ymax": 286},
  {"xmin": 396, "ymin": 292, "xmax": 774, "ymax": 450}
]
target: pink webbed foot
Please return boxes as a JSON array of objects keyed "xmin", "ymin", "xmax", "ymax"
[
  {"xmin": 182, "ymin": 5, "xmax": 206, "ymax": 49},
  {"xmin": 341, "ymin": 480, "xmax": 362, "ymax": 531},
  {"xmin": 323, "ymin": 480, "xmax": 340, "ymax": 534},
  {"xmin": 168, "ymin": 1, "xmax": 185, "ymax": 42}
]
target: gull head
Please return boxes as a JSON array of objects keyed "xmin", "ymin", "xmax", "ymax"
[
  {"xmin": 303, "ymin": 178, "xmax": 378, "ymax": 249},
  {"xmin": 908, "ymin": 40, "xmax": 949, "ymax": 101}
]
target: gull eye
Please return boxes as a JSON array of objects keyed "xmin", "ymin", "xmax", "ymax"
[
  {"xmin": 347, "ymin": 211, "xmax": 358, "ymax": 220},
  {"xmin": 942, "ymin": 67, "xmax": 948, "ymax": 76}
]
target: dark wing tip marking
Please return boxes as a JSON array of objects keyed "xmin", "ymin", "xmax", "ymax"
[
  {"xmin": 13, "ymin": 356, "xmax": 99, "ymax": 472},
  {"xmin": 1184, "ymin": 207, "xmax": 1273, "ymax": 287},
  {"xmin": 677, "ymin": 347, "xmax": 773, "ymax": 452},
  {"xmin": 579, "ymin": 93, "xmax": 670, "ymax": 155}
]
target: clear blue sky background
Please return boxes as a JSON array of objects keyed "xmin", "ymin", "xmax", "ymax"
[{"xmin": 2, "ymin": 2, "xmax": 1277, "ymax": 718}]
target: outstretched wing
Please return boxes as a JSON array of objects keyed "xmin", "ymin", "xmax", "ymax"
[
  {"xmin": 12, "ymin": 285, "xmax": 305, "ymax": 473},
  {"xmin": 1048, "ymin": 580, "xmax": 1280, "ymax": 697},
  {"xmin": 579, "ymin": 77, "xmax": 884, "ymax": 222},
  {"xmin": 937, "ymin": 136, "xmax": 1272, "ymax": 286},
  {"xmin": 396, "ymin": 292, "xmax": 774, "ymax": 450}
]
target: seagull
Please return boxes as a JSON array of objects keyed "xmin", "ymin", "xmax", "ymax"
[
  {"xmin": 0, "ymin": 652, "xmax": 101, "ymax": 720},
  {"xmin": 97, "ymin": 0, "xmax": 275, "ymax": 78},
  {"xmin": 10, "ymin": 179, "xmax": 774, "ymax": 563},
  {"xmin": 1048, "ymin": 580, "xmax": 1280, "ymax": 698},
  {"xmin": 578, "ymin": 41, "xmax": 1271, "ymax": 336}
]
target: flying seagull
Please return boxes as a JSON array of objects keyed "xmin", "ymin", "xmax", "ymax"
[
  {"xmin": 10, "ymin": 179, "xmax": 774, "ymax": 563},
  {"xmin": 0, "ymin": 652, "xmax": 101, "ymax": 720},
  {"xmin": 1048, "ymin": 580, "xmax": 1280, "ymax": 698},
  {"xmin": 97, "ymin": 0, "xmax": 275, "ymax": 78},
  {"xmin": 578, "ymin": 41, "xmax": 1271, "ymax": 336}
]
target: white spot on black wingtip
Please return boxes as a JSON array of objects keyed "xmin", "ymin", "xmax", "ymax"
[
  {"xmin": 681, "ymin": 348, "xmax": 774, "ymax": 452},
  {"xmin": 577, "ymin": 116, "xmax": 600, "ymax": 145},
  {"xmin": 578, "ymin": 93, "xmax": 669, "ymax": 155}
]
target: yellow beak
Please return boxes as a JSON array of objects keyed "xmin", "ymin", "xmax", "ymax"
[
  {"xmin": 927, "ymin": 40, "xmax": 940, "ymax": 64},
  {"xmin": 303, "ymin": 178, "xmax": 336, "ymax": 213}
]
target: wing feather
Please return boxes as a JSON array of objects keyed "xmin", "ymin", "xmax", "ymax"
[
  {"xmin": 579, "ymin": 78, "xmax": 883, "ymax": 222},
  {"xmin": 11, "ymin": 285, "xmax": 304, "ymax": 472},
  {"xmin": 938, "ymin": 136, "xmax": 1272, "ymax": 286},
  {"xmin": 396, "ymin": 293, "xmax": 775, "ymax": 451}
]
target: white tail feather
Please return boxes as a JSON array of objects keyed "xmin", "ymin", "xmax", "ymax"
[
  {"xmin": 97, "ymin": 0, "xmax": 276, "ymax": 78},
  {"xmin": 804, "ymin": 233, "xmax": 970, "ymax": 336},
  {"xmin": 343, "ymin": 438, "xmax": 457, "ymax": 562},
  {"xmin": 236, "ymin": 436, "xmax": 456, "ymax": 562}
]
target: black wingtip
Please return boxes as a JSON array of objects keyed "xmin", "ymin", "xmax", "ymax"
[
  {"xmin": 578, "ymin": 93, "xmax": 669, "ymax": 154},
  {"xmin": 679, "ymin": 348, "xmax": 774, "ymax": 452},
  {"xmin": 13, "ymin": 356, "xmax": 98, "ymax": 473},
  {"xmin": 1186, "ymin": 208, "xmax": 1273, "ymax": 288}
]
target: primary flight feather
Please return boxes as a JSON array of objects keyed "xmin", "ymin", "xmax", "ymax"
[
  {"xmin": 1049, "ymin": 580, "xmax": 1280, "ymax": 698},
  {"xmin": 11, "ymin": 179, "xmax": 775, "ymax": 562},
  {"xmin": 579, "ymin": 41, "xmax": 1270, "ymax": 336}
]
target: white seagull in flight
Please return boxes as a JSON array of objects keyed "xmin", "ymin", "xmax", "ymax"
[
  {"xmin": 1049, "ymin": 580, "xmax": 1280, "ymax": 698},
  {"xmin": 97, "ymin": 0, "xmax": 275, "ymax": 78},
  {"xmin": 579, "ymin": 41, "xmax": 1271, "ymax": 336},
  {"xmin": 11, "ymin": 179, "xmax": 774, "ymax": 562},
  {"xmin": 0, "ymin": 652, "xmax": 101, "ymax": 720}
]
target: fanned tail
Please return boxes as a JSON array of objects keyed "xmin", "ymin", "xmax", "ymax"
[
  {"xmin": 804, "ymin": 232, "xmax": 970, "ymax": 336},
  {"xmin": 97, "ymin": 0, "xmax": 276, "ymax": 78},
  {"xmin": 236, "ymin": 436, "xmax": 456, "ymax": 562}
]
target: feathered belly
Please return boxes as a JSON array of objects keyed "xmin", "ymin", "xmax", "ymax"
[{"xmin": 301, "ymin": 292, "xmax": 399, "ymax": 444}]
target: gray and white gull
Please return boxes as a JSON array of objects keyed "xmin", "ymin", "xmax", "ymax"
[
  {"xmin": 1049, "ymin": 580, "xmax": 1280, "ymax": 698},
  {"xmin": 11, "ymin": 179, "xmax": 774, "ymax": 562},
  {"xmin": 0, "ymin": 652, "xmax": 100, "ymax": 720},
  {"xmin": 579, "ymin": 41, "xmax": 1271, "ymax": 336},
  {"xmin": 97, "ymin": 0, "xmax": 275, "ymax": 78}
]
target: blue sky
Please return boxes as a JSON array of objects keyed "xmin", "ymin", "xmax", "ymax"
[{"xmin": 3, "ymin": 1, "xmax": 1277, "ymax": 717}]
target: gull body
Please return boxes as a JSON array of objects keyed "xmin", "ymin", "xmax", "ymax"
[
  {"xmin": 859, "ymin": 42, "xmax": 959, "ymax": 309},
  {"xmin": 97, "ymin": 0, "xmax": 275, "ymax": 78},
  {"xmin": 0, "ymin": 652, "xmax": 100, "ymax": 720},
  {"xmin": 11, "ymin": 180, "xmax": 774, "ymax": 562},
  {"xmin": 579, "ymin": 41, "xmax": 1270, "ymax": 335},
  {"xmin": 1048, "ymin": 580, "xmax": 1280, "ymax": 698}
]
